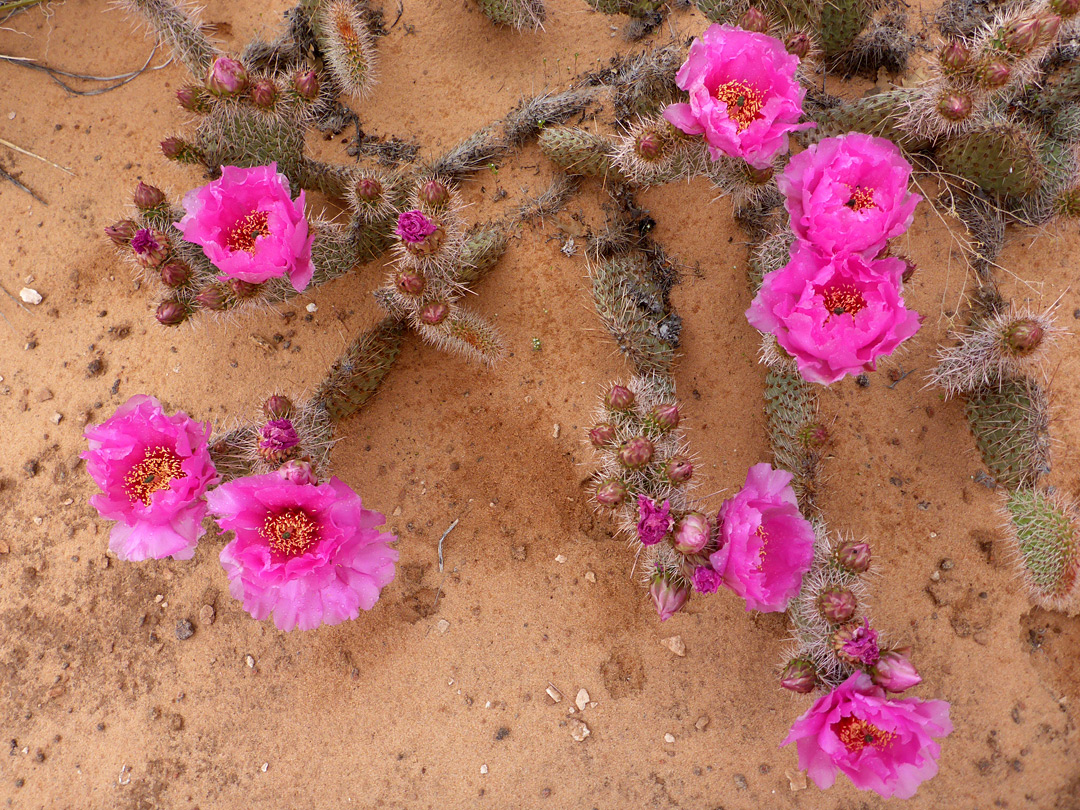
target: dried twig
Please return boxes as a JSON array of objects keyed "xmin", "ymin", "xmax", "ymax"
[
  {"xmin": 0, "ymin": 163, "xmax": 44, "ymax": 204},
  {"xmin": 0, "ymin": 46, "xmax": 168, "ymax": 96},
  {"xmin": 437, "ymin": 518, "xmax": 459, "ymax": 573},
  {"xmin": 0, "ymin": 136, "xmax": 73, "ymax": 175}
]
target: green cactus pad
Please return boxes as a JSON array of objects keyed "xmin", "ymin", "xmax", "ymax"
[
  {"xmin": 1005, "ymin": 488, "xmax": 1080, "ymax": 614},
  {"xmin": 591, "ymin": 256, "xmax": 677, "ymax": 374},
  {"xmin": 539, "ymin": 127, "xmax": 624, "ymax": 181},
  {"xmin": 764, "ymin": 368, "xmax": 821, "ymax": 510},
  {"xmin": 937, "ymin": 122, "xmax": 1046, "ymax": 198},
  {"xmin": 584, "ymin": 0, "xmax": 664, "ymax": 16},
  {"xmin": 475, "ymin": 0, "xmax": 546, "ymax": 27},
  {"xmin": 315, "ymin": 317, "xmax": 406, "ymax": 422},
  {"xmin": 819, "ymin": 0, "xmax": 874, "ymax": 57},
  {"xmin": 966, "ymin": 377, "xmax": 1050, "ymax": 489},
  {"xmin": 804, "ymin": 89, "xmax": 930, "ymax": 152},
  {"xmin": 455, "ymin": 226, "xmax": 510, "ymax": 287}
]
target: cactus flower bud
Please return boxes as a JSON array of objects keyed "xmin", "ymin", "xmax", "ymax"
[
  {"xmin": 130, "ymin": 228, "xmax": 169, "ymax": 268},
  {"xmin": 937, "ymin": 92, "xmax": 973, "ymax": 122},
  {"xmin": 832, "ymin": 619, "xmax": 880, "ymax": 666},
  {"xmin": 835, "ymin": 538, "xmax": 871, "ymax": 573},
  {"xmin": 1036, "ymin": 12, "xmax": 1062, "ymax": 43},
  {"xmin": 673, "ymin": 512, "xmax": 711, "ymax": 554},
  {"xmin": 648, "ymin": 402, "xmax": 680, "ymax": 432},
  {"xmin": 176, "ymin": 84, "xmax": 208, "ymax": 111},
  {"xmin": 798, "ymin": 422, "xmax": 828, "ymax": 449},
  {"xmin": 938, "ymin": 40, "xmax": 970, "ymax": 73},
  {"xmin": 901, "ymin": 258, "xmax": 917, "ymax": 284},
  {"xmin": 395, "ymin": 270, "xmax": 426, "ymax": 295},
  {"xmin": 355, "ymin": 176, "xmax": 384, "ymax": 202},
  {"xmin": 588, "ymin": 423, "xmax": 618, "ymax": 447},
  {"xmin": 634, "ymin": 128, "xmax": 665, "ymax": 161},
  {"xmin": 419, "ymin": 179, "xmax": 450, "ymax": 207},
  {"xmin": 871, "ymin": 649, "xmax": 922, "ymax": 692},
  {"xmin": 746, "ymin": 165, "xmax": 774, "ymax": 184},
  {"xmin": 155, "ymin": 300, "xmax": 189, "ymax": 326},
  {"xmin": 258, "ymin": 418, "xmax": 301, "ymax": 463},
  {"xmin": 595, "ymin": 478, "xmax": 628, "ymax": 507},
  {"xmin": 278, "ymin": 459, "xmax": 317, "ymax": 486},
  {"xmin": 229, "ymin": 278, "xmax": 259, "ymax": 299},
  {"xmin": 784, "ymin": 31, "xmax": 811, "ymax": 59},
  {"xmin": 250, "ymin": 78, "xmax": 279, "ymax": 110},
  {"xmin": 617, "ymin": 436, "xmax": 654, "ymax": 469},
  {"xmin": 604, "ymin": 384, "xmax": 635, "ymax": 411},
  {"xmin": 105, "ymin": 219, "xmax": 139, "ymax": 248},
  {"xmin": 665, "ymin": 456, "xmax": 693, "ymax": 484},
  {"xmin": 978, "ymin": 60, "xmax": 1012, "ymax": 89},
  {"xmin": 649, "ymin": 570, "xmax": 690, "ymax": 621},
  {"xmin": 293, "ymin": 69, "xmax": 320, "ymax": 100},
  {"xmin": 1050, "ymin": 0, "xmax": 1080, "ymax": 18},
  {"xmin": 1004, "ymin": 319, "xmax": 1045, "ymax": 355},
  {"xmin": 780, "ymin": 657, "xmax": 818, "ymax": 693},
  {"xmin": 160, "ymin": 136, "xmax": 199, "ymax": 163},
  {"xmin": 206, "ymin": 56, "xmax": 248, "ymax": 96},
  {"xmin": 737, "ymin": 7, "xmax": 770, "ymax": 33},
  {"xmin": 133, "ymin": 181, "xmax": 166, "ymax": 210},
  {"xmin": 263, "ymin": 395, "xmax": 293, "ymax": 419},
  {"xmin": 159, "ymin": 260, "xmax": 192, "ymax": 288},
  {"xmin": 817, "ymin": 586, "xmax": 858, "ymax": 624},
  {"xmin": 195, "ymin": 285, "xmax": 228, "ymax": 311},
  {"xmin": 420, "ymin": 302, "xmax": 450, "ymax": 325}
]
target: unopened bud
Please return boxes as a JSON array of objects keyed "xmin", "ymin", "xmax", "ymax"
[
  {"xmin": 673, "ymin": 512, "xmax": 711, "ymax": 554},
  {"xmin": 159, "ymin": 260, "xmax": 192, "ymax": 288},
  {"xmin": 665, "ymin": 456, "xmax": 693, "ymax": 484},
  {"xmin": 395, "ymin": 271, "xmax": 426, "ymax": 295},
  {"xmin": 133, "ymin": 182, "xmax": 166, "ymax": 211},
  {"xmin": 229, "ymin": 278, "xmax": 259, "ymax": 299},
  {"xmin": 817, "ymin": 586, "xmax": 858, "ymax": 624},
  {"xmin": 105, "ymin": 219, "xmax": 138, "ymax": 248},
  {"xmin": 595, "ymin": 478, "xmax": 628, "ymax": 507},
  {"xmin": 634, "ymin": 128, "xmax": 665, "ymax": 161},
  {"xmin": 206, "ymin": 56, "xmax": 248, "ymax": 96},
  {"xmin": 420, "ymin": 302, "xmax": 450, "ymax": 325},
  {"xmin": 1004, "ymin": 319, "xmax": 1045, "ymax": 355},
  {"xmin": 746, "ymin": 165, "xmax": 774, "ymax": 184},
  {"xmin": 938, "ymin": 40, "xmax": 970, "ymax": 73},
  {"xmin": 871, "ymin": 649, "xmax": 922, "ymax": 692},
  {"xmin": 293, "ymin": 69, "xmax": 320, "ymax": 101},
  {"xmin": 355, "ymin": 176, "xmax": 384, "ymax": 202},
  {"xmin": 1003, "ymin": 15, "xmax": 1042, "ymax": 53},
  {"xmin": 737, "ymin": 7, "xmax": 769, "ymax": 33},
  {"xmin": 937, "ymin": 92, "xmax": 973, "ymax": 122},
  {"xmin": 648, "ymin": 403, "xmax": 680, "ymax": 432},
  {"xmin": 1037, "ymin": 12, "xmax": 1062, "ymax": 43},
  {"xmin": 263, "ymin": 395, "xmax": 293, "ymax": 419},
  {"xmin": 155, "ymin": 300, "xmax": 188, "ymax": 327},
  {"xmin": 195, "ymin": 285, "xmax": 228, "ymax": 311},
  {"xmin": 649, "ymin": 571, "xmax": 690, "ymax": 621},
  {"xmin": 978, "ymin": 60, "xmax": 1012, "ymax": 89},
  {"xmin": 588, "ymin": 423, "xmax": 618, "ymax": 448},
  {"xmin": 835, "ymin": 538, "xmax": 871, "ymax": 574},
  {"xmin": 1050, "ymin": 0, "xmax": 1080, "ymax": 19},
  {"xmin": 130, "ymin": 228, "xmax": 169, "ymax": 268},
  {"xmin": 160, "ymin": 137, "xmax": 198, "ymax": 163},
  {"xmin": 419, "ymin": 179, "xmax": 450, "ymax": 207},
  {"xmin": 617, "ymin": 436, "xmax": 654, "ymax": 469},
  {"xmin": 780, "ymin": 657, "xmax": 817, "ymax": 693},
  {"xmin": 604, "ymin": 384, "xmax": 635, "ymax": 411},
  {"xmin": 250, "ymin": 78, "xmax": 279, "ymax": 109},
  {"xmin": 176, "ymin": 85, "xmax": 208, "ymax": 112},
  {"xmin": 784, "ymin": 31, "xmax": 811, "ymax": 59},
  {"xmin": 278, "ymin": 459, "xmax": 317, "ymax": 486}
]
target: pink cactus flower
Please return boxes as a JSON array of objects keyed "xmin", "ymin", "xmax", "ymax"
[
  {"xmin": 837, "ymin": 618, "xmax": 881, "ymax": 666},
  {"xmin": 177, "ymin": 164, "xmax": 315, "ymax": 292},
  {"xmin": 637, "ymin": 495, "xmax": 673, "ymax": 546},
  {"xmin": 746, "ymin": 241, "xmax": 921, "ymax": 385},
  {"xmin": 779, "ymin": 133, "xmax": 921, "ymax": 258},
  {"xmin": 782, "ymin": 672, "xmax": 952, "ymax": 799},
  {"xmin": 649, "ymin": 570, "xmax": 690, "ymax": 621},
  {"xmin": 395, "ymin": 210, "xmax": 438, "ymax": 244},
  {"xmin": 82, "ymin": 395, "xmax": 217, "ymax": 561},
  {"xmin": 663, "ymin": 24, "xmax": 813, "ymax": 169},
  {"xmin": 691, "ymin": 565, "xmax": 722, "ymax": 594},
  {"xmin": 207, "ymin": 465, "xmax": 398, "ymax": 631},
  {"xmin": 872, "ymin": 649, "xmax": 923, "ymax": 692},
  {"xmin": 710, "ymin": 463, "xmax": 815, "ymax": 612},
  {"xmin": 130, "ymin": 228, "xmax": 169, "ymax": 268},
  {"xmin": 257, "ymin": 418, "xmax": 300, "ymax": 463}
]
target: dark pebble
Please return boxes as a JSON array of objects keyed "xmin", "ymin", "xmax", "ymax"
[{"xmin": 175, "ymin": 619, "xmax": 195, "ymax": 641}]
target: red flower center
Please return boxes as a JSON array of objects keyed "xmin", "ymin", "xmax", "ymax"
[
  {"xmin": 716, "ymin": 80, "xmax": 765, "ymax": 132},
  {"xmin": 833, "ymin": 715, "xmax": 896, "ymax": 753},
  {"xmin": 845, "ymin": 185, "xmax": 877, "ymax": 212},
  {"xmin": 261, "ymin": 508, "xmax": 320, "ymax": 558},
  {"xmin": 226, "ymin": 210, "xmax": 270, "ymax": 254},
  {"xmin": 124, "ymin": 446, "xmax": 186, "ymax": 506},
  {"xmin": 821, "ymin": 284, "xmax": 868, "ymax": 319}
]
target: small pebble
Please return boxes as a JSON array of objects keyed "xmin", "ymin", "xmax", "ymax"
[
  {"xmin": 50, "ymin": 412, "xmax": 63, "ymax": 425},
  {"xmin": 306, "ymin": 303, "xmax": 317, "ymax": 313},
  {"xmin": 436, "ymin": 619, "xmax": 450, "ymax": 634},
  {"xmin": 695, "ymin": 715, "xmax": 710, "ymax": 731},
  {"xmin": 261, "ymin": 762, "xmax": 269, "ymax": 773},
  {"xmin": 575, "ymin": 689, "xmax": 589, "ymax": 712},
  {"xmin": 554, "ymin": 554, "xmax": 567, "ymax": 564},
  {"xmin": 175, "ymin": 620, "xmax": 194, "ymax": 641},
  {"xmin": 480, "ymin": 764, "xmax": 488, "ymax": 775},
  {"xmin": 855, "ymin": 373, "xmax": 870, "ymax": 388},
  {"xmin": 545, "ymin": 684, "xmax": 562, "ymax": 703},
  {"xmin": 940, "ymin": 558, "xmax": 954, "ymax": 570},
  {"xmin": 660, "ymin": 636, "xmax": 686, "ymax": 657},
  {"xmin": 199, "ymin": 604, "xmax": 215, "ymax": 626},
  {"xmin": 569, "ymin": 720, "xmax": 590, "ymax": 742},
  {"xmin": 19, "ymin": 288, "xmax": 42, "ymax": 305},
  {"xmin": 245, "ymin": 655, "xmax": 255, "ymax": 668},
  {"xmin": 664, "ymin": 733, "xmax": 675, "ymax": 744},
  {"xmin": 584, "ymin": 571, "xmax": 596, "ymax": 583}
]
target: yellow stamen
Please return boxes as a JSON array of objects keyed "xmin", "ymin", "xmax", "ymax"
[
  {"xmin": 821, "ymin": 284, "xmax": 868, "ymax": 319},
  {"xmin": 226, "ymin": 210, "xmax": 270, "ymax": 254},
  {"xmin": 123, "ymin": 446, "xmax": 186, "ymax": 506},
  {"xmin": 833, "ymin": 715, "xmax": 896, "ymax": 753},
  {"xmin": 260, "ymin": 508, "xmax": 320, "ymax": 558},
  {"xmin": 716, "ymin": 80, "xmax": 765, "ymax": 131},
  {"xmin": 846, "ymin": 185, "xmax": 877, "ymax": 212}
]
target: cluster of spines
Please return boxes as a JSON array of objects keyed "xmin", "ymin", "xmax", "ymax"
[
  {"xmin": 315, "ymin": 0, "xmax": 378, "ymax": 100},
  {"xmin": 1003, "ymin": 488, "xmax": 1080, "ymax": 615},
  {"xmin": 474, "ymin": 0, "xmax": 546, "ymax": 30},
  {"xmin": 120, "ymin": 0, "xmax": 221, "ymax": 75}
]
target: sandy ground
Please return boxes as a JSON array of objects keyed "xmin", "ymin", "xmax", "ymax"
[{"xmin": 0, "ymin": 0, "xmax": 1078, "ymax": 808}]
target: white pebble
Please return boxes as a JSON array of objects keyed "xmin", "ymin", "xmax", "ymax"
[
  {"xmin": 306, "ymin": 303, "xmax": 317, "ymax": 313},
  {"xmin": 664, "ymin": 733, "xmax": 676, "ymax": 744},
  {"xmin": 554, "ymin": 554, "xmax": 567, "ymax": 564},
  {"xmin": 260, "ymin": 762, "xmax": 269, "ymax": 773},
  {"xmin": 19, "ymin": 287, "xmax": 42, "ymax": 305},
  {"xmin": 480, "ymin": 764, "xmax": 488, "ymax": 775},
  {"xmin": 575, "ymin": 688, "xmax": 589, "ymax": 712}
]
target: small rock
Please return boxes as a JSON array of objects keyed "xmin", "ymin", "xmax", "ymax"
[
  {"xmin": 392, "ymin": 506, "xmax": 402, "ymax": 517},
  {"xmin": 694, "ymin": 715, "xmax": 710, "ymax": 731},
  {"xmin": 660, "ymin": 636, "xmax": 686, "ymax": 657},
  {"xmin": 940, "ymin": 558, "xmax": 954, "ymax": 571},
  {"xmin": 511, "ymin": 545, "xmax": 527, "ymax": 561},
  {"xmin": 855, "ymin": 373, "xmax": 870, "ymax": 388},
  {"xmin": 169, "ymin": 714, "xmax": 184, "ymax": 732},
  {"xmin": 545, "ymin": 684, "xmax": 562, "ymax": 703},
  {"xmin": 198, "ymin": 604, "xmax": 215, "ymax": 626},
  {"xmin": 733, "ymin": 774, "xmax": 748, "ymax": 790},
  {"xmin": 480, "ymin": 764, "xmax": 488, "ymax": 775},
  {"xmin": 245, "ymin": 655, "xmax": 255, "ymax": 668},
  {"xmin": 261, "ymin": 762, "xmax": 269, "ymax": 773},
  {"xmin": 575, "ymin": 689, "xmax": 589, "ymax": 712},
  {"xmin": 36, "ymin": 389, "xmax": 53, "ymax": 402},
  {"xmin": 786, "ymin": 769, "xmax": 807, "ymax": 791},
  {"xmin": 584, "ymin": 571, "xmax": 596, "ymax": 583},
  {"xmin": 554, "ymin": 554, "xmax": 567, "ymax": 564},
  {"xmin": 19, "ymin": 288, "xmax": 42, "ymax": 305},
  {"xmin": 552, "ymin": 423, "xmax": 560, "ymax": 439},
  {"xmin": 436, "ymin": 619, "xmax": 450, "ymax": 634},
  {"xmin": 0, "ymin": 540, "xmax": 9, "ymax": 554},
  {"xmin": 49, "ymin": 412, "xmax": 62, "ymax": 425},
  {"xmin": 569, "ymin": 720, "xmax": 590, "ymax": 742},
  {"xmin": 930, "ymin": 571, "xmax": 941, "ymax": 581},
  {"xmin": 175, "ymin": 620, "xmax": 194, "ymax": 641},
  {"xmin": 306, "ymin": 303, "xmax": 317, "ymax": 313},
  {"xmin": 664, "ymin": 733, "xmax": 675, "ymax": 744}
]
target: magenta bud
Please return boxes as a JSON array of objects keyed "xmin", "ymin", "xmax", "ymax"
[
  {"xmin": 595, "ymin": 478, "xmax": 628, "ymax": 507},
  {"xmin": 1005, "ymin": 16, "xmax": 1041, "ymax": 52},
  {"xmin": 130, "ymin": 228, "xmax": 169, "ymax": 268},
  {"xmin": 195, "ymin": 285, "xmax": 228, "ymax": 311},
  {"xmin": 395, "ymin": 271, "xmax": 426, "ymax": 295},
  {"xmin": 292, "ymin": 69, "xmax": 320, "ymax": 100},
  {"xmin": 355, "ymin": 176, "xmax": 384, "ymax": 202},
  {"xmin": 617, "ymin": 436, "xmax": 654, "ymax": 469},
  {"xmin": 604, "ymin": 384, "xmax": 635, "ymax": 411},
  {"xmin": 176, "ymin": 85, "xmax": 206, "ymax": 111},
  {"xmin": 133, "ymin": 181, "xmax": 166, "ymax": 210},
  {"xmin": 588, "ymin": 423, "xmax": 618, "ymax": 448},
  {"xmin": 737, "ymin": 7, "xmax": 770, "ymax": 33},
  {"xmin": 938, "ymin": 40, "xmax": 970, "ymax": 73},
  {"xmin": 420, "ymin": 302, "xmax": 450, "ymax": 325},
  {"xmin": 979, "ymin": 60, "xmax": 1012, "ymax": 88},
  {"xmin": 871, "ymin": 649, "xmax": 922, "ymax": 692},
  {"xmin": 832, "ymin": 619, "xmax": 880, "ymax": 666},
  {"xmin": 817, "ymin": 586, "xmax": 858, "ymax": 624},
  {"xmin": 250, "ymin": 78, "xmax": 279, "ymax": 109},
  {"xmin": 780, "ymin": 658, "xmax": 818, "ymax": 693},
  {"xmin": 257, "ymin": 417, "xmax": 301, "ymax": 463},
  {"xmin": 278, "ymin": 459, "xmax": 317, "ymax": 486},
  {"xmin": 206, "ymin": 56, "xmax": 248, "ymax": 96},
  {"xmin": 665, "ymin": 456, "xmax": 693, "ymax": 484},
  {"xmin": 937, "ymin": 92, "xmax": 973, "ymax": 122},
  {"xmin": 798, "ymin": 422, "xmax": 828, "ymax": 449},
  {"xmin": 1050, "ymin": 0, "xmax": 1080, "ymax": 18},
  {"xmin": 648, "ymin": 402, "xmax": 680, "ymax": 432},
  {"xmin": 155, "ymin": 300, "xmax": 188, "ymax": 327},
  {"xmin": 835, "ymin": 539, "xmax": 871, "ymax": 574},
  {"xmin": 634, "ymin": 128, "xmax": 665, "ymax": 161},
  {"xmin": 673, "ymin": 512, "xmax": 711, "ymax": 554},
  {"xmin": 159, "ymin": 260, "xmax": 192, "ymax": 288},
  {"xmin": 419, "ymin": 179, "xmax": 450, "ymax": 207},
  {"xmin": 105, "ymin": 219, "xmax": 139, "ymax": 248},
  {"xmin": 160, "ymin": 137, "xmax": 197, "ymax": 162},
  {"xmin": 1005, "ymin": 319, "xmax": 1045, "ymax": 355},
  {"xmin": 746, "ymin": 165, "xmax": 774, "ymax": 185},
  {"xmin": 263, "ymin": 395, "xmax": 293, "ymax": 419},
  {"xmin": 1036, "ymin": 13, "xmax": 1062, "ymax": 43},
  {"xmin": 649, "ymin": 571, "xmax": 690, "ymax": 621},
  {"xmin": 229, "ymin": 278, "xmax": 259, "ymax": 299},
  {"xmin": 784, "ymin": 31, "xmax": 811, "ymax": 59}
]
